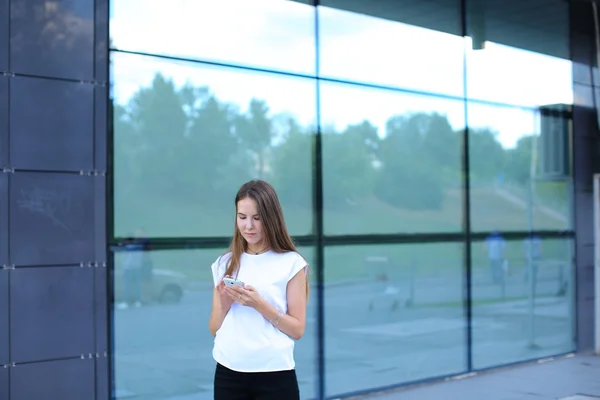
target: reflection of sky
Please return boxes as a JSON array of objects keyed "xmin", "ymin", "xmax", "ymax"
[{"xmin": 109, "ymin": 0, "xmax": 572, "ymax": 148}]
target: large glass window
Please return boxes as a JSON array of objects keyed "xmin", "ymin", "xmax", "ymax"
[
  {"xmin": 318, "ymin": 0, "xmax": 464, "ymax": 97},
  {"xmin": 110, "ymin": 0, "xmax": 316, "ymax": 75},
  {"xmin": 320, "ymin": 82, "xmax": 465, "ymax": 234},
  {"xmin": 113, "ymin": 246, "xmax": 318, "ymax": 400},
  {"xmin": 471, "ymin": 237, "xmax": 575, "ymax": 369},
  {"xmin": 324, "ymin": 243, "xmax": 467, "ymax": 395},
  {"xmin": 112, "ymin": 52, "xmax": 315, "ymax": 238},
  {"xmin": 468, "ymin": 103, "xmax": 572, "ymax": 232},
  {"xmin": 465, "ymin": 0, "xmax": 573, "ymax": 233},
  {"xmin": 110, "ymin": 0, "xmax": 576, "ymax": 399}
]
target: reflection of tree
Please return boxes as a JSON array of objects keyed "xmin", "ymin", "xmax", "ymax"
[
  {"xmin": 235, "ymin": 100, "xmax": 273, "ymax": 179},
  {"xmin": 114, "ymin": 72, "xmax": 542, "ymax": 216},
  {"xmin": 323, "ymin": 121, "xmax": 379, "ymax": 208},
  {"xmin": 375, "ymin": 113, "xmax": 458, "ymax": 210}
]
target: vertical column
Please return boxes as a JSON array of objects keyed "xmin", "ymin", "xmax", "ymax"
[
  {"xmin": 571, "ymin": 0, "xmax": 600, "ymax": 352},
  {"xmin": 2, "ymin": 0, "xmax": 109, "ymax": 399}
]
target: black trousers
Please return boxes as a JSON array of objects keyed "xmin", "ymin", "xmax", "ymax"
[{"xmin": 214, "ymin": 363, "xmax": 300, "ymax": 400}]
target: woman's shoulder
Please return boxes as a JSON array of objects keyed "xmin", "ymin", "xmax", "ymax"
[
  {"xmin": 272, "ymin": 250, "xmax": 307, "ymax": 264},
  {"xmin": 211, "ymin": 252, "xmax": 232, "ymax": 269}
]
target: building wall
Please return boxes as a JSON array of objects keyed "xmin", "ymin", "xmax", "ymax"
[
  {"xmin": 0, "ymin": 0, "xmax": 596, "ymax": 399},
  {"xmin": 0, "ymin": 0, "xmax": 109, "ymax": 399},
  {"xmin": 571, "ymin": 0, "xmax": 600, "ymax": 352}
]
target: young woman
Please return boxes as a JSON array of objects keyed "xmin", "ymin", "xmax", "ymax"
[{"xmin": 208, "ymin": 179, "xmax": 309, "ymax": 400}]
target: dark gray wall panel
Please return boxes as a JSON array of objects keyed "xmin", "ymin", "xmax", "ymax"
[
  {"xmin": 11, "ymin": 358, "xmax": 94, "ymax": 400},
  {"xmin": 96, "ymin": 357, "xmax": 109, "ymax": 400},
  {"xmin": 94, "ymin": 176, "xmax": 106, "ymax": 263},
  {"xmin": 10, "ymin": 173, "xmax": 94, "ymax": 266},
  {"xmin": 11, "ymin": 266, "xmax": 94, "ymax": 362},
  {"xmin": 0, "ymin": 0, "xmax": 7, "ymax": 71},
  {"xmin": 10, "ymin": 0, "xmax": 94, "ymax": 80},
  {"xmin": 95, "ymin": 0, "xmax": 109, "ymax": 82},
  {"xmin": 0, "ymin": 269, "xmax": 8, "ymax": 365},
  {"xmin": 0, "ymin": 174, "xmax": 7, "ymax": 266},
  {"xmin": 571, "ymin": 0, "xmax": 600, "ymax": 353},
  {"xmin": 572, "ymin": 30, "xmax": 592, "ymax": 86},
  {"xmin": 95, "ymin": 266, "xmax": 107, "ymax": 354},
  {"xmin": 95, "ymin": 86, "xmax": 107, "ymax": 171},
  {"xmin": 0, "ymin": 76, "xmax": 7, "ymax": 168},
  {"xmin": 0, "ymin": 367, "xmax": 7, "ymax": 400},
  {"xmin": 11, "ymin": 77, "xmax": 94, "ymax": 171}
]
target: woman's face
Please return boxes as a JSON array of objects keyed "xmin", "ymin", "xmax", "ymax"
[{"xmin": 236, "ymin": 197, "xmax": 265, "ymax": 248}]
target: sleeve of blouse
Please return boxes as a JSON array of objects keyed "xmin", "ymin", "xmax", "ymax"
[
  {"xmin": 211, "ymin": 258, "xmax": 222, "ymax": 287},
  {"xmin": 288, "ymin": 252, "xmax": 309, "ymax": 282}
]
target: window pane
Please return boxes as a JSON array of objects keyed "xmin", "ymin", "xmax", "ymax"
[
  {"xmin": 471, "ymin": 237, "xmax": 575, "ymax": 369},
  {"xmin": 321, "ymin": 82, "xmax": 464, "ymax": 234},
  {"xmin": 465, "ymin": 0, "xmax": 571, "ymax": 107},
  {"xmin": 113, "ymin": 246, "xmax": 318, "ymax": 400},
  {"xmin": 319, "ymin": 0, "xmax": 464, "ymax": 97},
  {"xmin": 468, "ymin": 103, "xmax": 572, "ymax": 232},
  {"xmin": 112, "ymin": 52, "xmax": 315, "ymax": 238},
  {"xmin": 110, "ymin": 0, "xmax": 316, "ymax": 75},
  {"xmin": 325, "ymin": 243, "xmax": 467, "ymax": 396}
]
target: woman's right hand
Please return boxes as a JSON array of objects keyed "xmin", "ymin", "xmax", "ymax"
[{"xmin": 217, "ymin": 275, "xmax": 235, "ymax": 311}]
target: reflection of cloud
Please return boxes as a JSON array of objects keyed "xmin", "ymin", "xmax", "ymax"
[
  {"xmin": 11, "ymin": 1, "xmax": 93, "ymax": 49},
  {"xmin": 11, "ymin": 1, "xmax": 93, "ymax": 78}
]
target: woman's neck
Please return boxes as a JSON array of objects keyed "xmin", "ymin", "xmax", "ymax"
[{"xmin": 247, "ymin": 243, "xmax": 269, "ymax": 255}]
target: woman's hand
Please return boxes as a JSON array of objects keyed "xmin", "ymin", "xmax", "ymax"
[
  {"xmin": 225, "ymin": 284, "xmax": 264, "ymax": 309},
  {"xmin": 217, "ymin": 276, "xmax": 235, "ymax": 311}
]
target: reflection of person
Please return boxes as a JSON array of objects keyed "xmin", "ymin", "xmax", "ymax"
[
  {"xmin": 118, "ymin": 236, "xmax": 144, "ymax": 309},
  {"xmin": 117, "ymin": 228, "xmax": 152, "ymax": 309},
  {"xmin": 135, "ymin": 228, "xmax": 154, "ymax": 302},
  {"xmin": 485, "ymin": 231, "xmax": 506, "ymax": 284},
  {"xmin": 208, "ymin": 180, "xmax": 309, "ymax": 400}
]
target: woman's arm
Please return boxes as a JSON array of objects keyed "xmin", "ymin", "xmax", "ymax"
[
  {"xmin": 208, "ymin": 286, "xmax": 230, "ymax": 336},
  {"xmin": 254, "ymin": 268, "xmax": 308, "ymax": 340}
]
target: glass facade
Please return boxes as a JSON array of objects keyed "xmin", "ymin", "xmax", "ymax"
[{"xmin": 109, "ymin": 0, "xmax": 576, "ymax": 399}]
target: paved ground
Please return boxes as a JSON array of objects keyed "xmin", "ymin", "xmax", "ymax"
[
  {"xmin": 113, "ymin": 263, "xmax": 575, "ymax": 400},
  {"xmin": 355, "ymin": 353, "xmax": 600, "ymax": 400}
]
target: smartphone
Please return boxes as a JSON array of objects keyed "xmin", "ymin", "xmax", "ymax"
[{"xmin": 223, "ymin": 277, "xmax": 244, "ymax": 288}]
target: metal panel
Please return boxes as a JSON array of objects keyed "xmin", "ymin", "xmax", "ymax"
[
  {"xmin": 10, "ymin": 358, "xmax": 95, "ymax": 400},
  {"xmin": 0, "ymin": 76, "xmax": 7, "ymax": 168},
  {"xmin": 94, "ymin": 175, "xmax": 106, "ymax": 264},
  {"xmin": 0, "ymin": 367, "xmax": 7, "ymax": 400},
  {"xmin": 95, "ymin": 266, "xmax": 108, "ymax": 354},
  {"xmin": 572, "ymin": 31, "xmax": 593, "ymax": 86},
  {"xmin": 10, "ymin": 77, "xmax": 94, "ymax": 171},
  {"xmin": 95, "ymin": 0, "xmax": 109, "ymax": 82},
  {"xmin": 96, "ymin": 357, "xmax": 109, "ymax": 400},
  {"xmin": 0, "ymin": 269, "xmax": 7, "ymax": 365},
  {"xmin": 95, "ymin": 86, "xmax": 107, "ymax": 171},
  {"xmin": 10, "ymin": 172, "xmax": 94, "ymax": 266},
  {"xmin": 0, "ymin": 173, "xmax": 7, "ymax": 266},
  {"xmin": 10, "ymin": 266, "xmax": 94, "ymax": 362},
  {"xmin": 0, "ymin": 0, "xmax": 7, "ymax": 71},
  {"xmin": 10, "ymin": 0, "xmax": 94, "ymax": 80}
]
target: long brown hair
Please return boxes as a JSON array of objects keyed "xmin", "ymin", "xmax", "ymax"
[{"xmin": 222, "ymin": 180, "xmax": 309, "ymax": 296}]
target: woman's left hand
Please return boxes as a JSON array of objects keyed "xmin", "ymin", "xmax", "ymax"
[{"xmin": 225, "ymin": 285, "xmax": 264, "ymax": 309}]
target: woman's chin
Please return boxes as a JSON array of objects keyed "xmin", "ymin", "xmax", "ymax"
[{"xmin": 245, "ymin": 236, "xmax": 261, "ymax": 244}]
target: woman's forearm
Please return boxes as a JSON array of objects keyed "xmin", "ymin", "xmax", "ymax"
[{"xmin": 255, "ymin": 300, "xmax": 305, "ymax": 340}]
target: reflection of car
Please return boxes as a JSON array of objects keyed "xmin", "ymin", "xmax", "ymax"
[{"xmin": 114, "ymin": 268, "xmax": 188, "ymax": 304}]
